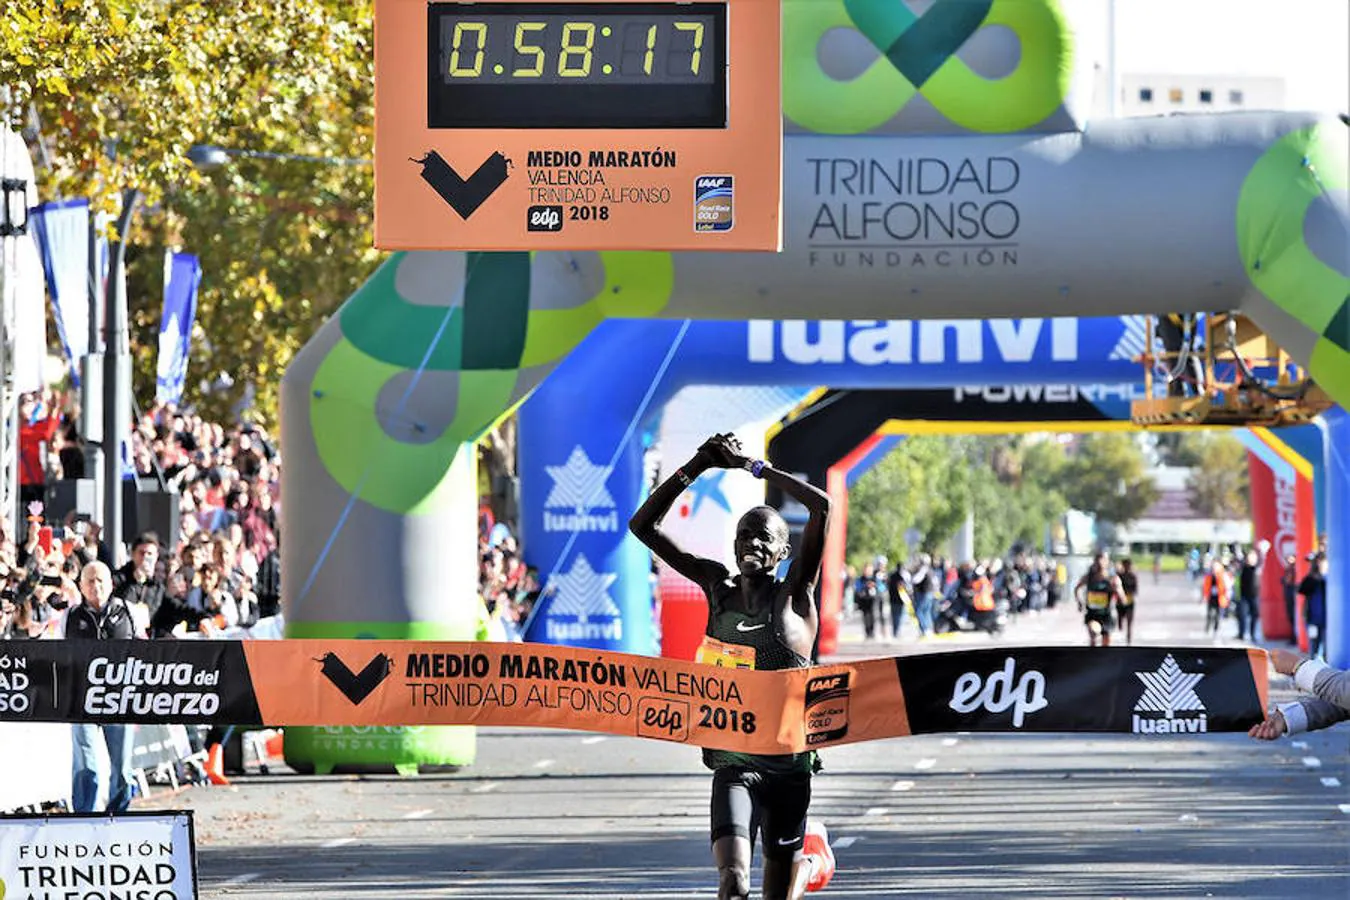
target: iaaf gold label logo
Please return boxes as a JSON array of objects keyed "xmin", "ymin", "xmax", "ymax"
[
  {"xmin": 0, "ymin": 652, "xmax": 31, "ymax": 715},
  {"xmin": 805, "ymin": 672, "xmax": 850, "ymax": 745}
]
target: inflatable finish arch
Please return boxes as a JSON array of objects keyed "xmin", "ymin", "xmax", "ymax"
[
  {"xmin": 281, "ymin": 0, "xmax": 1350, "ymax": 768},
  {"xmin": 767, "ymin": 387, "xmax": 1321, "ymax": 655},
  {"xmin": 515, "ymin": 316, "xmax": 1147, "ymax": 651}
]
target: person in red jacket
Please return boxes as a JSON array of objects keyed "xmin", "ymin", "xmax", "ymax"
[{"xmin": 18, "ymin": 391, "xmax": 63, "ymax": 510}]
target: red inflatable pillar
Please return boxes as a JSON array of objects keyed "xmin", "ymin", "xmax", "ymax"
[
  {"xmin": 1247, "ymin": 450, "xmax": 1315, "ymax": 646},
  {"xmin": 818, "ymin": 467, "xmax": 848, "ymax": 657}
]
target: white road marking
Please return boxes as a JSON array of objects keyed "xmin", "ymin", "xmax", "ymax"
[
  {"xmin": 534, "ymin": 759, "xmax": 556, "ymax": 769},
  {"xmin": 1291, "ymin": 741, "xmax": 1310, "ymax": 749},
  {"xmin": 864, "ymin": 808, "xmax": 888, "ymax": 817},
  {"xmin": 581, "ymin": 736, "xmax": 607, "ymax": 745},
  {"xmin": 1340, "ymin": 804, "xmax": 1350, "ymax": 815},
  {"xmin": 890, "ymin": 780, "xmax": 916, "ymax": 792},
  {"xmin": 470, "ymin": 782, "xmax": 500, "ymax": 793},
  {"xmin": 914, "ymin": 758, "xmax": 937, "ymax": 770},
  {"xmin": 403, "ymin": 809, "xmax": 434, "ymax": 819},
  {"xmin": 1320, "ymin": 777, "xmax": 1341, "ymax": 788},
  {"xmin": 221, "ymin": 873, "xmax": 261, "ymax": 886},
  {"xmin": 1302, "ymin": 757, "xmax": 1322, "ymax": 769},
  {"xmin": 833, "ymin": 836, "xmax": 861, "ymax": 849},
  {"xmin": 941, "ymin": 738, "xmax": 959, "ymax": 747},
  {"xmin": 322, "ymin": 837, "xmax": 355, "ymax": 849}
]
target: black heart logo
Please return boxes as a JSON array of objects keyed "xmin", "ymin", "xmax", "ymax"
[
  {"xmin": 413, "ymin": 150, "xmax": 511, "ymax": 220},
  {"xmin": 317, "ymin": 652, "xmax": 394, "ymax": 706}
]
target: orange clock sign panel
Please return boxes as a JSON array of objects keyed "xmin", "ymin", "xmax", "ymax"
[{"xmin": 374, "ymin": 0, "xmax": 782, "ymax": 251}]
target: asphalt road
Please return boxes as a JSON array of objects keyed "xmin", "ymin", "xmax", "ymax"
[{"xmin": 139, "ymin": 574, "xmax": 1350, "ymax": 898}]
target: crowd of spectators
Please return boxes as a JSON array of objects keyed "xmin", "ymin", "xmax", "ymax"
[
  {"xmin": 476, "ymin": 506, "xmax": 541, "ymax": 642},
  {"xmin": 0, "ymin": 387, "xmax": 546, "ymax": 813},
  {"xmin": 1, "ymin": 387, "xmax": 280, "ymax": 641},
  {"xmin": 1, "ymin": 385, "xmax": 539, "ymax": 646}
]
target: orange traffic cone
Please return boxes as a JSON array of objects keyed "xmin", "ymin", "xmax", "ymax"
[{"xmin": 205, "ymin": 743, "xmax": 231, "ymax": 786}]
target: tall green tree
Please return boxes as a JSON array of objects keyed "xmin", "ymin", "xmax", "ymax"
[
  {"xmin": 2, "ymin": 1, "xmax": 379, "ymax": 426},
  {"xmin": 845, "ymin": 436, "xmax": 937, "ymax": 568},
  {"xmin": 1061, "ymin": 433, "xmax": 1159, "ymax": 526},
  {"xmin": 1185, "ymin": 433, "xmax": 1251, "ymax": 519},
  {"xmin": 847, "ymin": 434, "xmax": 1072, "ymax": 565}
]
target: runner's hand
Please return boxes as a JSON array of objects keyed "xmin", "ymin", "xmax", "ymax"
[
  {"xmin": 1248, "ymin": 710, "xmax": 1287, "ymax": 741},
  {"xmin": 697, "ymin": 433, "xmax": 746, "ymax": 469},
  {"xmin": 1269, "ymin": 649, "xmax": 1305, "ymax": 677}
]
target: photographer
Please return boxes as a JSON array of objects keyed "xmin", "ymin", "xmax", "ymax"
[
  {"xmin": 148, "ymin": 565, "xmax": 209, "ymax": 638},
  {"xmin": 0, "ymin": 560, "xmax": 48, "ymax": 640},
  {"xmin": 194, "ymin": 564, "xmax": 240, "ymax": 634}
]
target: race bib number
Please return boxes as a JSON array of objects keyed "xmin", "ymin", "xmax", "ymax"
[
  {"xmin": 1086, "ymin": 591, "xmax": 1110, "ymax": 610},
  {"xmin": 696, "ymin": 636, "xmax": 756, "ymax": 670}
]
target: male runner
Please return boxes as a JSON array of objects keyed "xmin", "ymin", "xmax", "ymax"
[
  {"xmin": 630, "ymin": 433, "xmax": 835, "ymax": 900},
  {"xmin": 1074, "ymin": 551, "xmax": 1123, "ymax": 647},
  {"xmin": 1115, "ymin": 557, "xmax": 1138, "ymax": 645}
]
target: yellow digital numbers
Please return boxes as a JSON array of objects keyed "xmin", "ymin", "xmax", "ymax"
[
  {"xmin": 512, "ymin": 21, "xmax": 546, "ymax": 77},
  {"xmin": 674, "ymin": 21, "xmax": 703, "ymax": 75},
  {"xmin": 643, "ymin": 24, "xmax": 657, "ymax": 75},
  {"xmin": 445, "ymin": 17, "xmax": 710, "ymax": 81},
  {"xmin": 448, "ymin": 22, "xmax": 487, "ymax": 77},
  {"xmin": 559, "ymin": 22, "xmax": 596, "ymax": 77}
]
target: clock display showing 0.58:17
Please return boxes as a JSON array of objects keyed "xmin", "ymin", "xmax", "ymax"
[
  {"xmin": 426, "ymin": 2, "xmax": 728, "ymax": 129},
  {"xmin": 436, "ymin": 9, "xmax": 718, "ymax": 85}
]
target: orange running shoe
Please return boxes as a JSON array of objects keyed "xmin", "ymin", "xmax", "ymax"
[{"xmin": 802, "ymin": 819, "xmax": 835, "ymax": 892}]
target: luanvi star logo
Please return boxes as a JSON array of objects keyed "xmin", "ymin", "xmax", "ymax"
[
  {"xmin": 413, "ymin": 150, "xmax": 511, "ymax": 220},
  {"xmin": 1109, "ymin": 315, "xmax": 1151, "ymax": 362},
  {"xmin": 1132, "ymin": 654, "xmax": 1208, "ymax": 734},
  {"xmin": 317, "ymin": 652, "xmax": 395, "ymax": 706},
  {"xmin": 545, "ymin": 554, "xmax": 621, "ymax": 624},
  {"xmin": 545, "ymin": 446, "xmax": 615, "ymax": 514}
]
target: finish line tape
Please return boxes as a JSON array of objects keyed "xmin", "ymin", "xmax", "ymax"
[{"xmin": 0, "ymin": 642, "xmax": 1268, "ymax": 752}]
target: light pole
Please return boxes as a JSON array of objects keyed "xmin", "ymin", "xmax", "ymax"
[
  {"xmin": 100, "ymin": 188, "xmax": 140, "ymax": 561},
  {"xmin": 0, "ymin": 93, "xmax": 32, "ymax": 540}
]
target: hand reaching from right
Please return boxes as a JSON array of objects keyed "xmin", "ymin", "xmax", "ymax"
[{"xmin": 1248, "ymin": 710, "xmax": 1287, "ymax": 741}]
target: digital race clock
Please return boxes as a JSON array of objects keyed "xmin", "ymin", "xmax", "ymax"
[
  {"xmin": 426, "ymin": 3, "xmax": 728, "ymax": 128},
  {"xmin": 375, "ymin": 0, "xmax": 781, "ymax": 252}
]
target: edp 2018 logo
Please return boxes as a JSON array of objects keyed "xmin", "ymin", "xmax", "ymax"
[{"xmin": 527, "ymin": 205, "xmax": 563, "ymax": 232}]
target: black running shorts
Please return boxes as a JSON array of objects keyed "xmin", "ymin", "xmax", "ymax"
[
  {"xmin": 1085, "ymin": 608, "xmax": 1113, "ymax": 633},
  {"xmin": 710, "ymin": 767, "xmax": 812, "ymax": 860}
]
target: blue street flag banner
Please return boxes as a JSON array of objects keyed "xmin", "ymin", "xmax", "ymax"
[
  {"xmin": 157, "ymin": 251, "xmax": 202, "ymax": 406},
  {"xmin": 29, "ymin": 198, "xmax": 90, "ymax": 382}
]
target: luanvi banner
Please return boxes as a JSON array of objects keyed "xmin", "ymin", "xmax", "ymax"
[{"xmin": 0, "ymin": 642, "xmax": 1268, "ymax": 752}]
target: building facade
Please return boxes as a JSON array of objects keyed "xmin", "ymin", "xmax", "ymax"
[{"xmin": 1119, "ymin": 74, "xmax": 1286, "ymax": 117}]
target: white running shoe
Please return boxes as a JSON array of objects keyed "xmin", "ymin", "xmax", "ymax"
[{"xmin": 802, "ymin": 819, "xmax": 835, "ymax": 892}]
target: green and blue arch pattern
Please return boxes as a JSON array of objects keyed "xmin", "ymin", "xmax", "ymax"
[
  {"xmin": 308, "ymin": 251, "xmax": 674, "ymax": 515},
  {"xmin": 783, "ymin": 0, "xmax": 1074, "ymax": 134},
  {"xmin": 1237, "ymin": 121, "xmax": 1350, "ymax": 399}
]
